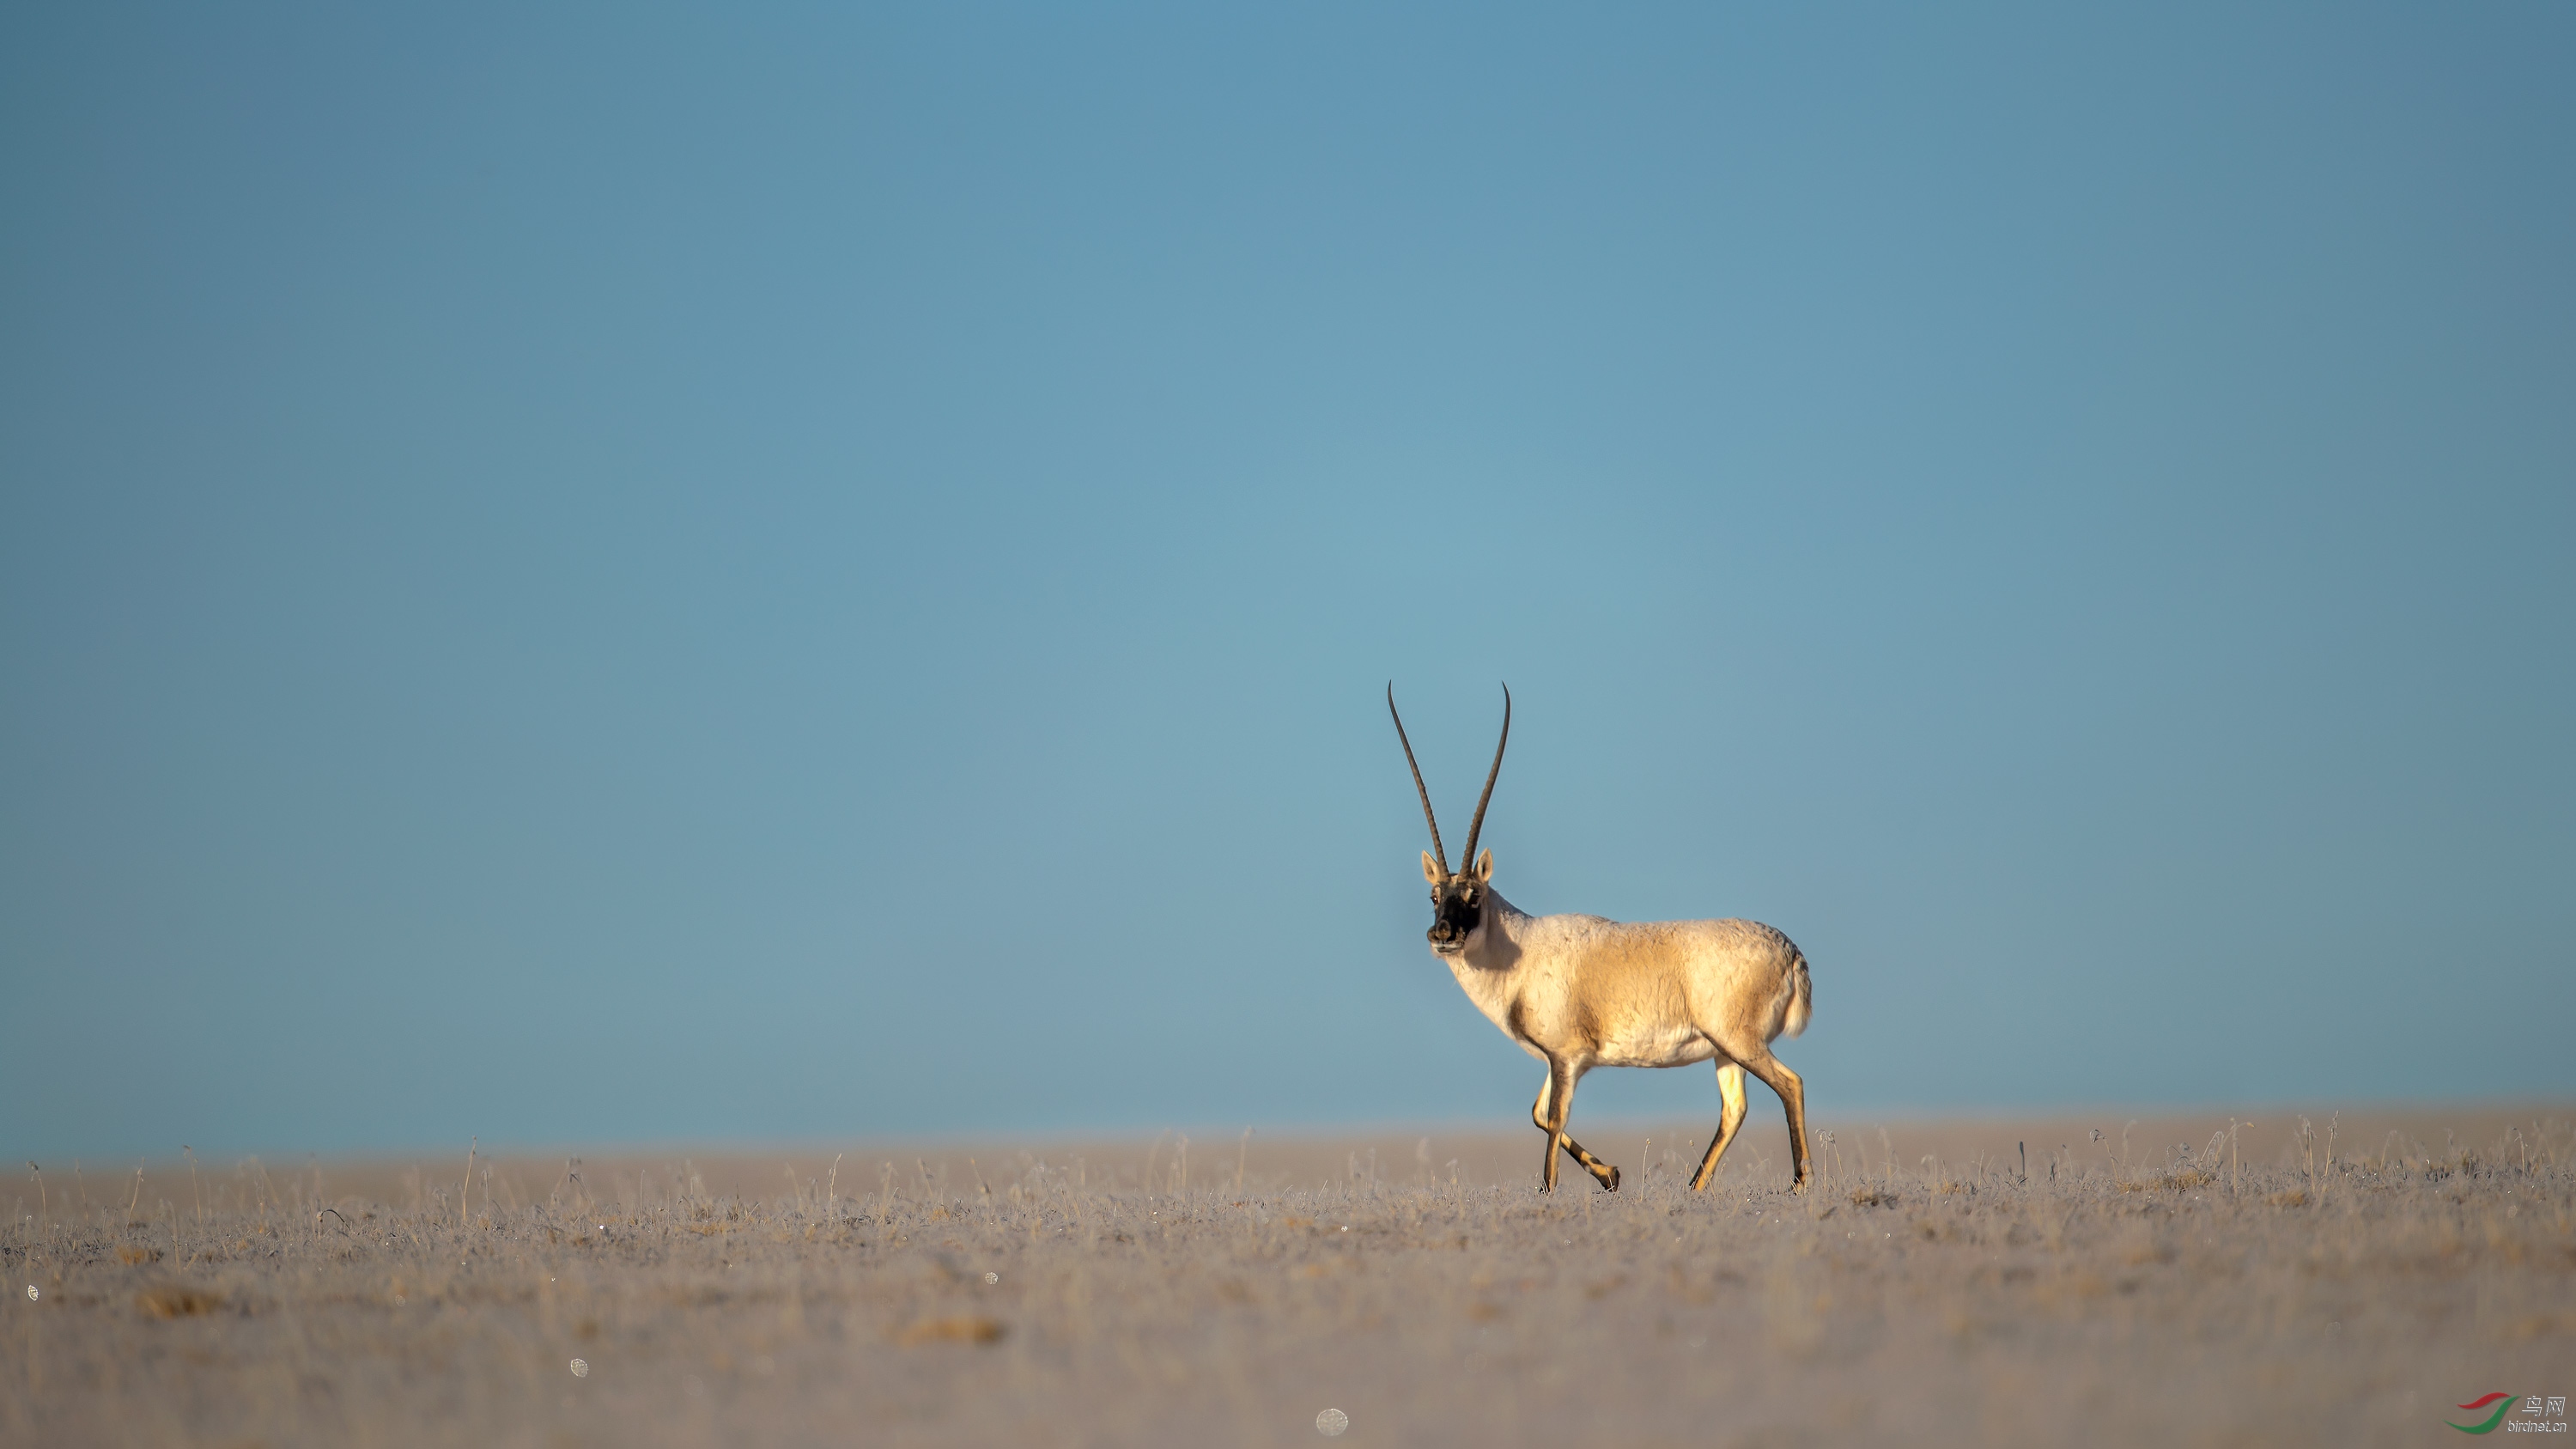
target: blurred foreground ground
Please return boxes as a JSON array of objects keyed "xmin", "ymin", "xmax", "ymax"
[{"xmin": 7, "ymin": 1105, "xmax": 2572, "ymax": 1447}]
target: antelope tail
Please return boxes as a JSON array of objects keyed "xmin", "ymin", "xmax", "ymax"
[{"xmin": 1781, "ymin": 948, "xmax": 1814, "ymax": 1039}]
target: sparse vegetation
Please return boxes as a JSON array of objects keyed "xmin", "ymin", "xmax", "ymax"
[{"xmin": 6, "ymin": 1109, "xmax": 2570, "ymax": 1446}]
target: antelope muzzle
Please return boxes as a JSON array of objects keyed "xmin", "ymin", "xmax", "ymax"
[{"xmin": 1427, "ymin": 889, "xmax": 1480, "ymax": 953}]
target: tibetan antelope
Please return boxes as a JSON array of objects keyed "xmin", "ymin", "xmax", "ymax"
[{"xmin": 1388, "ymin": 685, "xmax": 1814, "ymax": 1194}]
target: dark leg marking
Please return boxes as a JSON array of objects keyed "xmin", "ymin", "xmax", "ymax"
[
  {"xmin": 1532, "ymin": 1065, "xmax": 1619, "ymax": 1192},
  {"xmin": 1735, "ymin": 1046, "xmax": 1811, "ymax": 1190}
]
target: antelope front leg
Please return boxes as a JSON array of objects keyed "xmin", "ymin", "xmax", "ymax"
[
  {"xmin": 1531, "ymin": 1064, "xmax": 1619, "ymax": 1192},
  {"xmin": 1687, "ymin": 1061, "xmax": 1751, "ymax": 1191}
]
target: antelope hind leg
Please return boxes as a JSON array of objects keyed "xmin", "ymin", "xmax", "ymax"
[
  {"xmin": 1688, "ymin": 1061, "xmax": 1751, "ymax": 1191},
  {"xmin": 1735, "ymin": 1046, "xmax": 1812, "ymax": 1191}
]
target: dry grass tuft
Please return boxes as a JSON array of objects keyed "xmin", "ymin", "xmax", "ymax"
[
  {"xmin": 115, "ymin": 1245, "xmax": 163, "ymax": 1265},
  {"xmin": 134, "ymin": 1282, "xmax": 224, "ymax": 1318},
  {"xmin": 2125, "ymin": 1168, "xmax": 2220, "ymax": 1192},
  {"xmin": 2264, "ymin": 1189, "xmax": 2309, "ymax": 1208},
  {"xmin": 1848, "ymin": 1187, "xmax": 1900, "ymax": 1208},
  {"xmin": 2500, "ymin": 1313, "xmax": 2576, "ymax": 1342},
  {"xmin": 896, "ymin": 1314, "xmax": 1005, "ymax": 1346}
]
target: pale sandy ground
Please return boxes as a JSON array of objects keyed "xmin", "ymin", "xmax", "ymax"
[{"xmin": 7, "ymin": 1105, "xmax": 2571, "ymax": 1448}]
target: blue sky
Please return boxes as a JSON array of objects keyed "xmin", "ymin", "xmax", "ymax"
[{"xmin": 4, "ymin": 3, "xmax": 2570, "ymax": 1160}]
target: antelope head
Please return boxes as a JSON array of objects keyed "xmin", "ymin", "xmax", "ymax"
[{"xmin": 1387, "ymin": 683, "xmax": 1510, "ymax": 957}]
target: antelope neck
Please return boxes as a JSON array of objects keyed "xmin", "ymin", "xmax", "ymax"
[{"xmin": 1453, "ymin": 888, "xmax": 1530, "ymax": 974}]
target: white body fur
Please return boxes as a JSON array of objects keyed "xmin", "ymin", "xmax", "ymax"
[{"xmin": 1426, "ymin": 861, "xmax": 1815, "ymax": 1193}]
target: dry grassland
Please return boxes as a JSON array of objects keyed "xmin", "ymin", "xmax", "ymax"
[{"xmin": 7, "ymin": 1107, "xmax": 2573, "ymax": 1447}]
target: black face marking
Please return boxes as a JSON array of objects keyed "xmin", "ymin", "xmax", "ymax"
[{"xmin": 1425, "ymin": 879, "xmax": 1482, "ymax": 952}]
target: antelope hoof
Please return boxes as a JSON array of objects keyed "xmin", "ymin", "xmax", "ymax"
[{"xmin": 1601, "ymin": 1166, "xmax": 1620, "ymax": 1191}]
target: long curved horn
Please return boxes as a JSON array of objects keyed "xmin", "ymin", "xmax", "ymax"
[
  {"xmin": 1459, "ymin": 683, "xmax": 1510, "ymax": 870},
  {"xmin": 1387, "ymin": 684, "xmax": 1449, "ymax": 874}
]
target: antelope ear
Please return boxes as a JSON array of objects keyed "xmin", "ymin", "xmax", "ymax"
[
  {"xmin": 1473, "ymin": 849, "xmax": 1494, "ymax": 883},
  {"xmin": 1421, "ymin": 851, "xmax": 1443, "ymax": 884}
]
